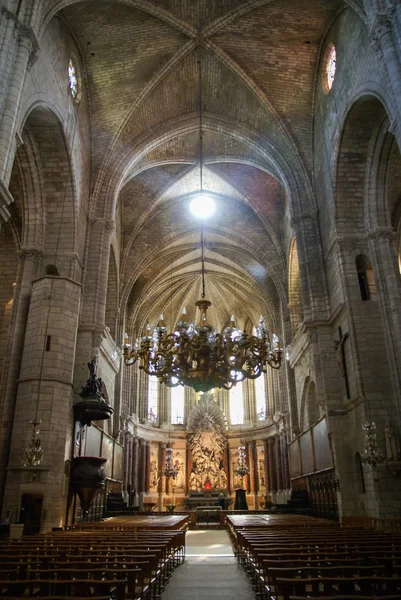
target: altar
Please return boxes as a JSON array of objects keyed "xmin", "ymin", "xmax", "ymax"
[{"xmin": 183, "ymin": 491, "xmax": 232, "ymax": 510}]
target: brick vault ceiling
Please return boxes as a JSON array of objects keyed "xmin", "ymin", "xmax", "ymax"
[{"xmin": 55, "ymin": 0, "xmax": 349, "ymax": 332}]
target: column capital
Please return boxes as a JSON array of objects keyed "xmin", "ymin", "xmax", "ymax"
[
  {"xmin": 290, "ymin": 209, "xmax": 319, "ymax": 229},
  {"xmin": 4, "ymin": 8, "xmax": 40, "ymax": 70},
  {"xmin": 369, "ymin": 10, "xmax": 395, "ymax": 54},
  {"xmin": 367, "ymin": 226, "xmax": 396, "ymax": 242},
  {"xmin": 18, "ymin": 247, "xmax": 44, "ymax": 263}
]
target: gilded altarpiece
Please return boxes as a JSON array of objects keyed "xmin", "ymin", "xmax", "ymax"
[{"xmin": 187, "ymin": 396, "xmax": 228, "ymax": 490}]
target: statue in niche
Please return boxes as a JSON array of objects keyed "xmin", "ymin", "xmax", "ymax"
[
  {"xmin": 187, "ymin": 395, "xmax": 228, "ymax": 491},
  {"xmin": 173, "ymin": 452, "xmax": 185, "ymax": 489},
  {"xmin": 258, "ymin": 452, "xmax": 266, "ymax": 488},
  {"xmin": 385, "ymin": 421, "xmax": 401, "ymax": 462},
  {"xmin": 150, "ymin": 453, "xmax": 159, "ymax": 489}
]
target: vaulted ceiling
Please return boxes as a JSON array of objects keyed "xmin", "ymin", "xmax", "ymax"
[{"xmin": 53, "ymin": 0, "xmax": 356, "ymax": 335}]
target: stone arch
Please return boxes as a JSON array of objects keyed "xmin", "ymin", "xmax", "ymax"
[
  {"xmin": 288, "ymin": 237, "xmax": 303, "ymax": 335},
  {"xmin": 23, "ymin": 106, "xmax": 76, "ymax": 269},
  {"xmin": 105, "ymin": 246, "xmax": 119, "ymax": 341},
  {"xmin": 335, "ymin": 95, "xmax": 389, "ymax": 238},
  {"xmin": 300, "ymin": 378, "xmax": 322, "ymax": 432}
]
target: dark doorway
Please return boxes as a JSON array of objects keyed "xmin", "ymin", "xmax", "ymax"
[{"xmin": 19, "ymin": 494, "xmax": 43, "ymax": 535}]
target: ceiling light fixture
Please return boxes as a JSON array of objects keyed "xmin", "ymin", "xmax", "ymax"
[{"xmin": 122, "ymin": 25, "xmax": 282, "ymax": 393}]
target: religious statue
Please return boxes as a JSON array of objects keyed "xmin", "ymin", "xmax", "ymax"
[
  {"xmin": 385, "ymin": 421, "xmax": 401, "ymax": 462},
  {"xmin": 334, "ymin": 331, "xmax": 349, "ymax": 377},
  {"xmin": 187, "ymin": 395, "xmax": 228, "ymax": 491},
  {"xmin": 80, "ymin": 357, "xmax": 105, "ymax": 400}
]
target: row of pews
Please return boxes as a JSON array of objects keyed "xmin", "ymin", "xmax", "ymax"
[
  {"xmin": 0, "ymin": 514, "xmax": 188, "ymax": 599},
  {"xmin": 227, "ymin": 514, "xmax": 401, "ymax": 599}
]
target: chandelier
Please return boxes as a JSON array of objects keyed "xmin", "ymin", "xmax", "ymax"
[
  {"xmin": 233, "ymin": 443, "xmax": 250, "ymax": 480},
  {"xmin": 123, "ymin": 308, "xmax": 282, "ymax": 393},
  {"xmin": 122, "ymin": 24, "xmax": 282, "ymax": 393},
  {"xmin": 162, "ymin": 443, "xmax": 179, "ymax": 479}
]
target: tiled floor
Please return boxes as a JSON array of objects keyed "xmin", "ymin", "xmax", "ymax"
[{"xmin": 162, "ymin": 529, "xmax": 255, "ymax": 600}]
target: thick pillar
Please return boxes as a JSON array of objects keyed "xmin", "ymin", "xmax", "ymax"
[
  {"xmin": 2, "ymin": 276, "xmax": 81, "ymax": 530},
  {"xmin": 0, "ymin": 248, "xmax": 41, "ymax": 512}
]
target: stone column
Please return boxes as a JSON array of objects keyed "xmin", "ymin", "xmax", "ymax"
[
  {"xmin": 145, "ymin": 441, "xmax": 151, "ymax": 494},
  {"xmin": 243, "ymin": 380, "xmax": 253, "ymax": 423},
  {"xmin": 0, "ymin": 248, "xmax": 41, "ymax": 512},
  {"xmin": 132, "ymin": 436, "xmax": 139, "ymax": 506},
  {"xmin": 275, "ymin": 435, "xmax": 284, "ymax": 502},
  {"xmin": 267, "ymin": 437, "xmax": 277, "ymax": 503},
  {"xmin": 158, "ymin": 442, "xmax": 166, "ymax": 510},
  {"xmin": 0, "ymin": 12, "xmax": 39, "ymax": 183},
  {"xmin": 368, "ymin": 229, "xmax": 401, "ymax": 405},
  {"xmin": 1, "ymin": 276, "xmax": 81, "ymax": 530},
  {"xmin": 123, "ymin": 431, "xmax": 130, "ymax": 496},
  {"xmin": 371, "ymin": 10, "xmax": 401, "ymax": 134},
  {"xmin": 127, "ymin": 435, "xmax": 133, "ymax": 503},
  {"xmin": 281, "ymin": 434, "xmax": 291, "ymax": 492},
  {"xmin": 138, "ymin": 438, "xmax": 146, "ymax": 509},
  {"xmin": 263, "ymin": 439, "xmax": 270, "ymax": 499},
  {"xmin": 248, "ymin": 440, "xmax": 258, "ymax": 508}
]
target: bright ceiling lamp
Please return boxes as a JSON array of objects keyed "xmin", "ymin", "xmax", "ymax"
[
  {"xmin": 122, "ymin": 27, "xmax": 282, "ymax": 393},
  {"xmin": 190, "ymin": 194, "xmax": 215, "ymax": 219}
]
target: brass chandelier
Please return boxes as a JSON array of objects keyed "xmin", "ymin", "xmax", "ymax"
[
  {"xmin": 123, "ymin": 300, "xmax": 282, "ymax": 393},
  {"xmin": 122, "ymin": 26, "xmax": 282, "ymax": 393}
]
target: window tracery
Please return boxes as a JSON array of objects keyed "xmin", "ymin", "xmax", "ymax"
[
  {"xmin": 68, "ymin": 58, "xmax": 78, "ymax": 98},
  {"xmin": 230, "ymin": 381, "xmax": 244, "ymax": 425},
  {"xmin": 148, "ymin": 377, "xmax": 158, "ymax": 424},
  {"xmin": 171, "ymin": 385, "xmax": 184, "ymax": 425}
]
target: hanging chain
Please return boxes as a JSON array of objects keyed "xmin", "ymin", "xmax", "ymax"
[{"xmin": 201, "ymin": 221, "xmax": 205, "ymax": 298}]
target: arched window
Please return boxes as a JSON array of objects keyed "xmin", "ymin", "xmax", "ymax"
[
  {"xmin": 355, "ymin": 254, "xmax": 376, "ymax": 301},
  {"xmin": 230, "ymin": 381, "xmax": 244, "ymax": 425},
  {"xmin": 255, "ymin": 375, "xmax": 267, "ymax": 421},
  {"xmin": 148, "ymin": 377, "xmax": 158, "ymax": 424},
  {"xmin": 171, "ymin": 386, "xmax": 184, "ymax": 425}
]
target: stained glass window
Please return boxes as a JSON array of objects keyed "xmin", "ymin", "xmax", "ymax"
[
  {"xmin": 68, "ymin": 58, "xmax": 78, "ymax": 98},
  {"xmin": 148, "ymin": 377, "xmax": 158, "ymax": 424},
  {"xmin": 255, "ymin": 374, "xmax": 267, "ymax": 421},
  {"xmin": 230, "ymin": 380, "xmax": 244, "ymax": 425},
  {"xmin": 171, "ymin": 385, "xmax": 184, "ymax": 425},
  {"xmin": 326, "ymin": 46, "xmax": 336, "ymax": 91}
]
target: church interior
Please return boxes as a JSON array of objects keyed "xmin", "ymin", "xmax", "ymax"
[{"xmin": 1, "ymin": 1, "xmax": 401, "ymax": 592}]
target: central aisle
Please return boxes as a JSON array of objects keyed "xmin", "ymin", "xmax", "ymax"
[{"xmin": 162, "ymin": 529, "xmax": 255, "ymax": 600}]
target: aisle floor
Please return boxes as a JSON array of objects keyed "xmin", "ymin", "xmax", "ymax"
[{"xmin": 162, "ymin": 529, "xmax": 255, "ymax": 600}]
